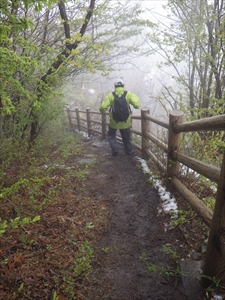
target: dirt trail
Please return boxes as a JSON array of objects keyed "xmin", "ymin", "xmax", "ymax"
[{"xmin": 82, "ymin": 139, "xmax": 205, "ymax": 300}]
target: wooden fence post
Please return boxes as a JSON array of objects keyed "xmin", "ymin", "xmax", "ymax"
[
  {"xmin": 202, "ymin": 151, "xmax": 225, "ymax": 288},
  {"xmin": 75, "ymin": 107, "xmax": 80, "ymax": 132},
  {"xmin": 101, "ymin": 112, "xmax": 107, "ymax": 140},
  {"xmin": 67, "ymin": 108, "xmax": 73, "ymax": 133},
  {"xmin": 86, "ymin": 107, "xmax": 91, "ymax": 137},
  {"xmin": 141, "ymin": 108, "xmax": 150, "ymax": 159},
  {"xmin": 167, "ymin": 110, "xmax": 184, "ymax": 180}
]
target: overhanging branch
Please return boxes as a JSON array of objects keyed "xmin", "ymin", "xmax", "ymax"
[{"xmin": 40, "ymin": 0, "xmax": 95, "ymax": 83}]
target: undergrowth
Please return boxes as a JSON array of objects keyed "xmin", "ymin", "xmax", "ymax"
[
  {"xmin": 0, "ymin": 126, "xmax": 104, "ymax": 299},
  {"xmin": 140, "ymin": 245, "xmax": 222, "ymax": 299}
]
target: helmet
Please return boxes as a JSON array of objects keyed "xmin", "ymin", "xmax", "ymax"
[{"xmin": 114, "ymin": 79, "xmax": 124, "ymax": 87}]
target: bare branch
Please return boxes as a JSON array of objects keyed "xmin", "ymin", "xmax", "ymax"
[
  {"xmin": 40, "ymin": 0, "xmax": 96, "ymax": 83},
  {"xmin": 58, "ymin": 1, "xmax": 70, "ymax": 39}
]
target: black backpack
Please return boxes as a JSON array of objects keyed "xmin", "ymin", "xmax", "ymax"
[{"xmin": 111, "ymin": 91, "xmax": 130, "ymax": 122}]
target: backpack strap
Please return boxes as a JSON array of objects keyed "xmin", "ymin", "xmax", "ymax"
[
  {"xmin": 110, "ymin": 91, "xmax": 116, "ymax": 113},
  {"xmin": 122, "ymin": 91, "xmax": 131, "ymax": 112},
  {"xmin": 109, "ymin": 92, "xmax": 116, "ymax": 113},
  {"xmin": 112, "ymin": 91, "xmax": 127, "ymax": 102}
]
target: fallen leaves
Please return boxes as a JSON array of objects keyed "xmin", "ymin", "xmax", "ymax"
[
  {"xmin": 8, "ymin": 253, "xmax": 24, "ymax": 273},
  {"xmin": 0, "ymin": 142, "xmax": 108, "ymax": 299}
]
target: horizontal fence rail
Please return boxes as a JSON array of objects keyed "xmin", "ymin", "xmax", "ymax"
[
  {"xmin": 173, "ymin": 114, "xmax": 225, "ymax": 132},
  {"xmin": 66, "ymin": 106, "xmax": 225, "ymax": 285},
  {"xmin": 67, "ymin": 106, "xmax": 224, "ymax": 226},
  {"xmin": 145, "ymin": 113, "xmax": 169, "ymax": 129}
]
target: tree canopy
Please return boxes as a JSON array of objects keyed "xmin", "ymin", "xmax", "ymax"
[
  {"xmin": 143, "ymin": 0, "xmax": 225, "ymax": 118},
  {"xmin": 0, "ymin": 0, "xmax": 224, "ymax": 144},
  {"xmin": 0, "ymin": 0, "xmax": 148, "ymax": 141}
]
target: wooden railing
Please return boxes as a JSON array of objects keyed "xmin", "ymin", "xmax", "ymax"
[{"xmin": 67, "ymin": 106, "xmax": 225, "ymax": 286}]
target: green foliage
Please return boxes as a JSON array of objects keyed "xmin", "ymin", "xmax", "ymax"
[
  {"xmin": 55, "ymin": 133, "xmax": 82, "ymax": 158},
  {"xmin": 18, "ymin": 282, "xmax": 24, "ymax": 293},
  {"xmin": 86, "ymin": 222, "xmax": 95, "ymax": 229},
  {"xmin": 0, "ymin": 0, "xmax": 149, "ymax": 141},
  {"xmin": 101, "ymin": 245, "xmax": 118, "ymax": 254},
  {"xmin": 180, "ymin": 130, "xmax": 224, "ymax": 167},
  {"xmin": 52, "ymin": 291, "xmax": 58, "ymax": 300},
  {"xmin": 203, "ymin": 197, "xmax": 215, "ymax": 211},
  {"xmin": 0, "ymin": 176, "xmax": 51, "ymax": 198},
  {"xmin": 140, "ymin": 245, "xmax": 181, "ymax": 278},
  {"xmin": 201, "ymin": 274, "xmax": 221, "ymax": 294},
  {"xmin": 145, "ymin": 0, "xmax": 225, "ymax": 126},
  {"xmin": 102, "ymin": 247, "xmax": 109, "ymax": 254},
  {"xmin": 0, "ymin": 47, "xmax": 38, "ymax": 116},
  {"xmin": 113, "ymin": 245, "xmax": 118, "ymax": 251},
  {"xmin": 0, "ymin": 126, "xmax": 87, "ymax": 223},
  {"xmin": 0, "ymin": 1, "xmax": 72, "ymax": 139},
  {"xmin": 162, "ymin": 245, "xmax": 180, "ymax": 261},
  {"xmin": 178, "ymin": 130, "xmax": 224, "ymax": 197},
  {"xmin": 0, "ymin": 126, "xmax": 98, "ymax": 299},
  {"xmin": 73, "ymin": 241, "xmax": 94, "ymax": 277},
  {"xmin": 141, "ymin": 243, "xmax": 224, "ymax": 294},
  {"xmin": 170, "ymin": 209, "xmax": 193, "ymax": 227},
  {"xmin": 0, "ymin": 215, "xmax": 41, "ymax": 236}
]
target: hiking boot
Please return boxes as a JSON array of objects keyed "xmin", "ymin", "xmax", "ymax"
[
  {"xmin": 126, "ymin": 151, "xmax": 133, "ymax": 155},
  {"xmin": 112, "ymin": 150, "xmax": 118, "ymax": 156}
]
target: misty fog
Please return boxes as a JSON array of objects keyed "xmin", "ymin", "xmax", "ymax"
[{"xmin": 63, "ymin": 0, "xmax": 175, "ymax": 125}]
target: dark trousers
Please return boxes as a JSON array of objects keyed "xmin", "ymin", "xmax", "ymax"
[{"xmin": 108, "ymin": 126, "xmax": 132, "ymax": 154}]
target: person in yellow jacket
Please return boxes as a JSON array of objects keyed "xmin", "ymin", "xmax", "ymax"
[{"xmin": 99, "ymin": 79, "xmax": 140, "ymax": 156}]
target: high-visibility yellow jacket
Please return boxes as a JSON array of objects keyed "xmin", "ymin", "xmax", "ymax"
[{"xmin": 99, "ymin": 87, "xmax": 140, "ymax": 129}]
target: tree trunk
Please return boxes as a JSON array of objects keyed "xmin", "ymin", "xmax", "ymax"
[{"xmin": 29, "ymin": 0, "xmax": 96, "ymax": 142}]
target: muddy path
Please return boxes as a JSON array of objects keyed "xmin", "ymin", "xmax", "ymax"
[{"xmin": 82, "ymin": 139, "xmax": 205, "ymax": 300}]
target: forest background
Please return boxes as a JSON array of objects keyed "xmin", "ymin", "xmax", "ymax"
[
  {"xmin": 1, "ymin": 0, "xmax": 224, "ymax": 157},
  {"xmin": 0, "ymin": 0, "xmax": 224, "ymax": 298}
]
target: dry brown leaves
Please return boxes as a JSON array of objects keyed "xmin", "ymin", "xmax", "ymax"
[{"xmin": 0, "ymin": 143, "xmax": 108, "ymax": 300}]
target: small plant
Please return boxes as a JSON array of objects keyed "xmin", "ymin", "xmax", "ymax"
[
  {"xmin": 141, "ymin": 258, "xmax": 180, "ymax": 277},
  {"xmin": 170, "ymin": 209, "xmax": 192, "ymax": 227},
  {"xmin": 102, "ymin": 247, "xmax": 109, "ymax": 254},
  {"xmin": 18, "ymin": 232, "xmax": 28, "ymax": 244},
  {"xmin": 162, "ymin": 244, "xmax": 180, "ymax": 261},
  {"xmin": 46, "ymin": 244, "xmax": 52, "ymax": 250},
  {"xmin": 0, "ymin": 215, "xmax": 41, "ymax": 236},
  {"xmin": 18, "ymin": 282, "xmax": 24, "ymax": 293},
  {"xmin": 2, "ymin": 258, "xmax": 8, "ymax": 265},
  {"xmin": 201, "ymin": 274, "xmax": 221, "ymax": 296},
  {"xmin": 52, "ymin": 290, "xmax": 58, "ymax": 300},
  {"xmin": 86, "ymin": 222, "xmax": 95, "ymax": 229},
  {"xmin": 140, "ymin": 245, "xmax": 182, "ymax": 278},
  {"xmin": 140, "ymin": 252, "xmax": 157, "ymax": 274},
  {"xmin": 0, "ymin": 220, "xmax": 7, "ymax": 236},
  {"xmin": 0, "ymin": 178, "xmax": 29, "ymax": 199},
  {"xmin": 73, "ymin": 241, "xmax": 94, "ymax": 277},
  {"xmin": 0, "ymin": 177, "xmax": 50, "ymax": 200},
  {"xmin": 203, "ymin": 197, "xmax": 215, "ymax": 211},
  {"xmin": 74, "ymin": 168, "xmax": 87, "ymax": 180},
  {"xmin": 69, "ymin": 239, "xmax": 77, "ymax": 246},
  {"xmin": 62, "ymin": 275, "xmax": 76, "ymax": 298}
]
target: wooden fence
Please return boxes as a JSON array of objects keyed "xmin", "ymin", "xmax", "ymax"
[{"xmin": 67, "ymin": 106, "xmax": 225, "ymax": 287}]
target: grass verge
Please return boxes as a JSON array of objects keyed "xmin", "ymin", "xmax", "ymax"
[{"xmin": 0, "ymin": 131, "xmax": 106, "ymax": 300}]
